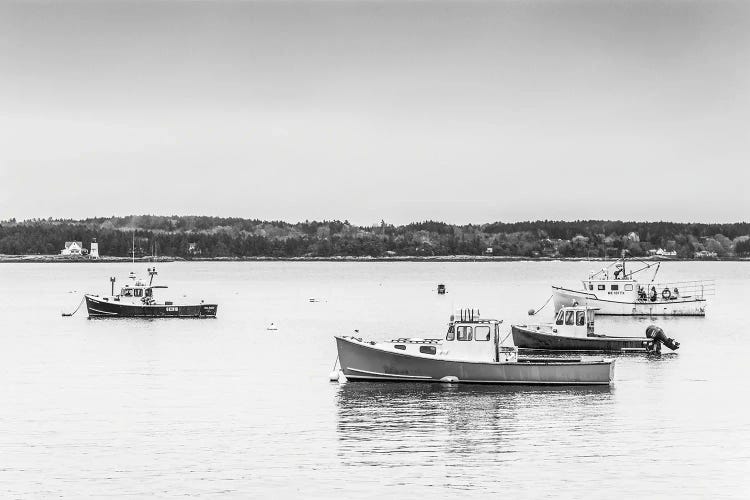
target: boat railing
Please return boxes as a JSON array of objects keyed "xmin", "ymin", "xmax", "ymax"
[
  {"xmin": 639, "ymin": 279, "xmax": 715, "ymax": 300},
  {"xmin": 390, "ymin": 338, "xmax": 443, "ymax": 344}
]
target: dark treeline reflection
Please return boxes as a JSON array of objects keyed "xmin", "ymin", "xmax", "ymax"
[{"xmin": 2, "ymin": 216, "xmax": 749, "ymax": 258}]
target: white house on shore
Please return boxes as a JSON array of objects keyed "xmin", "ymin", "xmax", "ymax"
[
  {"xmin": 649, "ymin": 248, "xmax": 677, "ymax": 257},
  {"xmin": 61, "ymin": 241, "xmax": 83, "ymax": 255}
]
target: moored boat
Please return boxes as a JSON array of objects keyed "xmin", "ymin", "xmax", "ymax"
[
  {"xmin": 84, "ymin": 267, "xmax": 217, "ymax": 318},
  {"xmin": 552, "ymin": 254, "xmax": 713, "ymax": 316},
  {"xmin": 512, "ymin": 305, "xmax": 679, "ymax": 353},
  {"xmin": 334, "ymin": 309, "xmax": 614, "ymax": 385}
]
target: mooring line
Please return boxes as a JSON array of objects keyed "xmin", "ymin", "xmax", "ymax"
[
  {"xmin": 529, "ymin": 294, "xmax": 553, "ymax": 316},
  {"xmin": 62, "ymin": 296, "xmax": 85, "ymax": 317},
  {"xmin": 331, "ymin": 354, "xmax": 339, "ymax": 372}
]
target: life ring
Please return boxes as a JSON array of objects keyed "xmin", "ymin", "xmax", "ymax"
[{"xmin": 662, "ymin": 288, "xmax": 672, "ymax": 300}]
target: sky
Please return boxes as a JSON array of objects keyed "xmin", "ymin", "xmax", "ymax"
[{"xmin": 1, "ymin": 0, "xmax": 748, "ymax": 225}]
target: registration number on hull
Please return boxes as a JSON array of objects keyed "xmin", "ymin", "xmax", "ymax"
[{"xmin": 166, "ymin": 306, "xmax": 179, "ymax": 312}]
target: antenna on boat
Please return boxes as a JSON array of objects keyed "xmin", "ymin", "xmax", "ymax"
[
  {"xmin": 651, "ymin": 262, "xmax": 661, "ymax": 282},
  {"xmin": 148, "ymin": 267, "xmax": 157, "ymax": 286},
  {"xmin": 132, "ymin": 231, "xmax": 135, "ymax": 264}
]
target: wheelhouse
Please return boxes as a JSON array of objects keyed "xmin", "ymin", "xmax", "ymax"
[
  {"xmin": 554, "ymin": 306, "xmax": 598, "ymax": 337},
  {"xmin": 119, "ymin": 284, "xmax": 154, "ymax": 298},
  {"xmin": 382, "ymin": 309, "xmax": 513, "ymax": 362},
  {"xmin": 441, "ymin": 309, "xmax": 507, "ymax": 362},
  {"xmin": 111, "ymin": 268, "xmax": 166, "ymax": 303}
]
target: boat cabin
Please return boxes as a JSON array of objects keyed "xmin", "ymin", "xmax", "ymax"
[
  {"xmin": 582, "ymin": 278, "xmax": 639, "ymax": 301},
  {"xmin": 381, "ymin": 309, "xmax": 514, "ymax": 362},
  {"xmin": 112, "ymin": 268, "xmax": 166, "ymax": 303},
  {"xmin": 442, "ymin": 311, "xmax": 506, "ymax": 362},
  {"xmin": 119, "ymin": 282, "xmax": 154, "ymax": 298},
  {"xmin": 553, "ymin": 306, "xmax": 598, "ymax": 338}
]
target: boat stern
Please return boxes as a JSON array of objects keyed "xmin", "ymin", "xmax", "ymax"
[{"xmin": 199, "ymin": 303, "xmax": 218, "ymax": 317}]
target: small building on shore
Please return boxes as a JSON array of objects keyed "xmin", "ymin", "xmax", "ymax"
[
  {"xmin": 695, "ymin": 250, "xmax": 718, "ymax": 259},
  {"xmin": 649, "ymin": 248, "xmax": 677, "ymax": 257},
  {"xmin": 61, "ymin": 241, "xmax": 83, "ymax": 256},
  {"xmin": 90, "ymin": 239, "xmax": 99, "ymax": 259}
]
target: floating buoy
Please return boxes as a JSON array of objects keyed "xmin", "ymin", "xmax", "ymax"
[
  {"xmin": 329, "ymin": 370, "xmax": 340, "ymax": 382},
  {"xmin": 267, "ymin": 322, "xmax": 278, "ymax": 331},
  {"xmin": 527, "ymin": 308, "xmax": 535, "ymax": 316},
  {"xmin": 440, "ymin": 376, "xmax": 459, "ymax": 383}
]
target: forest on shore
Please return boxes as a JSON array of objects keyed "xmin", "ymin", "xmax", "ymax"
[{"xmin": 1, "ymin": 216, "xmax": 749, "ymax": 259}]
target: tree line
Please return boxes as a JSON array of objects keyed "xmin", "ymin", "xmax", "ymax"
[{"xmin": 1, "ymin": 216, "xmax": 749, "ymax": 259}]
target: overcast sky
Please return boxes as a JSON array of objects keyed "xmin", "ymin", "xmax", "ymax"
[{"xmin": 1, "ymin": 0, "xmax": 748, "ymax": 225}]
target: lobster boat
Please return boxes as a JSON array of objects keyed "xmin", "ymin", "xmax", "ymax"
[
  {"xmin": 552, "ymin": 254, "xmax": 713, "ymax": 316},
  {"xmin": 334, "ymin": 309, "xmax": 614, "ymax": 385},
  {"xmin": 512, "ymin": 305, "xmax": 679, "ymax": 353},
  {"xmin": 84, "ymin": 268, "xmax": 218, "ymax": 318}
]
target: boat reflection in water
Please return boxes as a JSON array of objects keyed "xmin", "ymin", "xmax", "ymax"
[{"xmin": 334, "ymin": 382, "xmax": 613, "ymax": 474}]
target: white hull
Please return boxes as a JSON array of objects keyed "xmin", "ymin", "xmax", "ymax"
[{"xmin": 552, "ymin": 287, "xmax": 706, "ymax": 316}]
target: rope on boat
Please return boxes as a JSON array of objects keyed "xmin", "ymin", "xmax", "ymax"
[
  {"xmin": 61, "ymin": 296, "xmax": 85, "ymax": 317},
  {"xmin": 528, "ymin": 294, "xmax": 553, "ymax": 316},
  {"xmin": 499, "ymin": 329, "xmax": 513, "ymax": 346},
  {"xmin": 328, "ymin": 354, "xmax": 341, "ymax": 382},
  {"xmin": 331, "ymin": 354, "xmax": 339, "ymax": 372}
]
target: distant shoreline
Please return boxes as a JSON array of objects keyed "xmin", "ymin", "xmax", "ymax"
[{"xmin": 1, "ymin": 254, "xmax": 746, "ymax": 263}]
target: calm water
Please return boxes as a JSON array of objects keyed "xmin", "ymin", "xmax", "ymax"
[{"xmin": 0, "ymin": 261, "xmax": 748, "ymax": 498}]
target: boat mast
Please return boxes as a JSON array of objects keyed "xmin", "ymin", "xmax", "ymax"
[{"xmin": 132, "ymin": 231, "xmax": 135, "ymax": 264}]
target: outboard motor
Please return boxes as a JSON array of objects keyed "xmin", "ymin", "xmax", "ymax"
[{"xmin": 645, "ymin": 325, "xmax": 680, "ymax": 351}]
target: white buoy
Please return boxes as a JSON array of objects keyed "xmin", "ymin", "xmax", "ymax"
[
  {"xmin": 329, "ymin": 370, "xmax": 339, "ymax": 382},
  {"xmin": 267, "ymin": 322, "xmax": 278, "ymax": 331},
  {"xmin": 440, "ymin": 376, "xmax": 459, "ymax": 383}
]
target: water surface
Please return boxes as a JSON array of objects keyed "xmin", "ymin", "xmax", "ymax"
[{"xmin": 0, "ymin": 261, "xmax": 747, "ymax": 497}]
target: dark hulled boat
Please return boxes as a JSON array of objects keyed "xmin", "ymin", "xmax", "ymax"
[
  {"xmin": 511, "ymin": 306, "xmax": 678, "ymax": 353},
  {"xmin": 85, "ymin": 268, "xmax": 217, "ymax": 318}
]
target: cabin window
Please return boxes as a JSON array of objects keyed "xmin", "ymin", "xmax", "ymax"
[
  {"xmin": 445, "ymin": 325, "xmax": 455, "ymax": 341},
  {"xmin": 122, "ymin": 288, "xmax": 133, "ymax": 297},
  {"xmin": 419, "ymin": 346, "xmax": 436, "ymax": 355},
  {"xmin": 588, "ymin": 284, "xmax": 593, "ymax": 290},
  {"xmin": 457, "ymin": 326, "xmax": 473, "ymax": 341},
  {"xmin": 555, "ymin": 311, "xmax": 564, "ymax": 325},
  {"xmin": 625, "ymin": 284, "xmax": 633, "ymax": 291},
  {"xmin": 597, "ymin": 284, "xmax": 605, "ymax": 291},
  {"xmin": 611, "ymin": 284, "xmax": 619, "ymax": 291},
  {"xmin": 394, "ymin": 345, "xmax": 406, "ymax": 350},
  {"xmin": 565, "ymin": 311, "xmax": 575, "ymax": 325},
  {"xmin": 576, "ymin": 311, "xmax": 585, "ymax": 326},
  {"xmin": 134, "ymin": 288, "xmax": 143, "ymax": 297},
  {"xmin": 145, "ymin": 288, "xmax": 153, "ymax": 297},
  {"xmin": 474, "ymin": 325, "xmax": 490, "ymax": 341}
]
